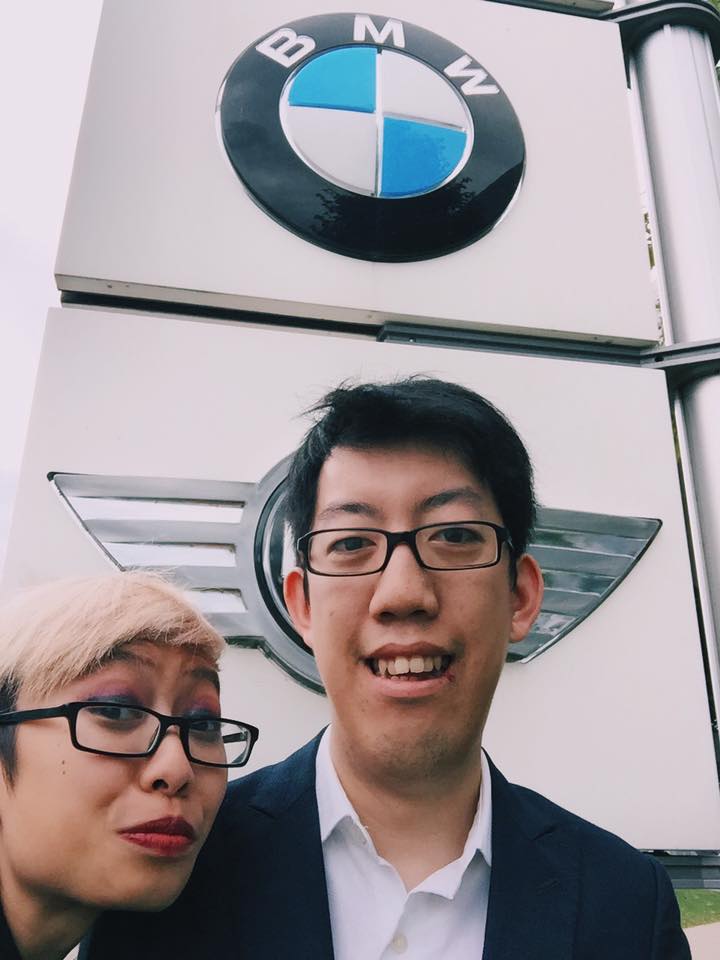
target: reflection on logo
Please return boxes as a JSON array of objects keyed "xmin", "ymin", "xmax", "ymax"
[
  {"xmin": 52, "ymin": 465, "xmax": 661, "ymax": 693},
  {"xmin": 280, "ymin": 46, "xmax": 473, "ymax": 198}
]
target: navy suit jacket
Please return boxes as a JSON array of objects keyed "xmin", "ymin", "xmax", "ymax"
[{"xmin": 83, "ymin": 736, "xmax": 690, "ymax": 959}]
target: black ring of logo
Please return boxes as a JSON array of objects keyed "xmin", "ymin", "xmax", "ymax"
[{"xmin": 219, "ymin": 13, "xmax": 525, "ymax": 262}]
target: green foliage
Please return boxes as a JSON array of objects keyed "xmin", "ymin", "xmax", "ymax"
[{"xmin": 677, "ymin": 889, "xmax": 720, "ymax": 928}]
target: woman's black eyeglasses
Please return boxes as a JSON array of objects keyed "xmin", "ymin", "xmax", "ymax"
[{"xmin": 0, "ymin": 701, "xmax": 259, "ymax": 768}]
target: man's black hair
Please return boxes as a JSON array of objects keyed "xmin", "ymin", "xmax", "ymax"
[{"xmin": 285, "ymin": 378, "xmax": 536, "ymax": 564}]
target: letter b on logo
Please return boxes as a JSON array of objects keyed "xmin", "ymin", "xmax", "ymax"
[{"xmin": 256, "ymin": 28, "xmax": 316, "ymax": 68}]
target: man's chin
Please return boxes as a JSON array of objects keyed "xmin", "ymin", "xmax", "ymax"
[{"xmin": 356, "ymin": 728, "xmax": 473, "ymax": 784}]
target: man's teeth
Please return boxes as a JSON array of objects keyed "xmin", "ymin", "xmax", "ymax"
[{"xmin": 372, "ymin": 655, "xmax": 450, "ymax": 678}]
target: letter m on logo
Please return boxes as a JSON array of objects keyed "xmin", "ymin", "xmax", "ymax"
[{"xmin": 353, "ymin": 15, "xmax": 405, "ymax": 48}]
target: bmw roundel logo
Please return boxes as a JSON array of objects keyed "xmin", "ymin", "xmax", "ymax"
[{"xmin": 219, "ymin": 13, "xmax": 525, "ymax": 262}]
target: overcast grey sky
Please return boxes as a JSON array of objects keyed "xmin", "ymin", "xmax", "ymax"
[{"xmin": 0, "ymin": 2, "xmax": 102, "ymax": 573}]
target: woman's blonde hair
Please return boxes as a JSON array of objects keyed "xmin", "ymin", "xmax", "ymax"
[{"xmin": 0, "ymin": 571, "xmax": 223, "ymax": 702}]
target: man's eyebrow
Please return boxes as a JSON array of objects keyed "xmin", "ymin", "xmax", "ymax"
[
  {"xmin": 314, "ymin": 500, "xmax": 381, "ymax": 526},
  {"xmin": 419, "ymin": 487, "xmax": 488, "ymax": 512}
]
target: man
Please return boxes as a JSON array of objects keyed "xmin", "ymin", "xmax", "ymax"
[{"xmin": 84, "ymin": 378, "xmax": 689, "ymax": 958}]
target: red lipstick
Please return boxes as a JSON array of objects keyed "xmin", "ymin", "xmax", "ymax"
[{"xmin": 119, "ymin": 817, "xmax": 197, "ymax": 856}]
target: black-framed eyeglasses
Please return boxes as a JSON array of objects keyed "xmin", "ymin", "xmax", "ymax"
[
  {"xmin": 297, "ymin": 521, "xmax": 513, "ymax": 577},
  {"xmin": 0, "ymin": 701, "xmax": 259, "ymax": 768}
]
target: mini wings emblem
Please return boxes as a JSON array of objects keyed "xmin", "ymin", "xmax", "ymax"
[{"xmin": 51, "ymin": 465, "xmax": 661, "ymax": 691}]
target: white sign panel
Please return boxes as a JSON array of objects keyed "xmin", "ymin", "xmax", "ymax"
[
  {"xmin": 56, "ymin": 0, "xmax": 657, "ymax": 344},
  {"xmin": 5, "ymin": 307, "xmax": 719, "ymax": 850}
]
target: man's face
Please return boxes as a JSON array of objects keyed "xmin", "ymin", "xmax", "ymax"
[{"xmin": 284, "ymin": 445, "xmax": 543, "ymax": 782}]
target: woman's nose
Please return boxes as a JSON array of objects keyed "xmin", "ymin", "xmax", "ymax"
[{"xmin": 138, "ymin": 727, "xmax": 195, "ymax": 795}]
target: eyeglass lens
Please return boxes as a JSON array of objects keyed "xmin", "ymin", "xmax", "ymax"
[
  {"xmin": 75, "ymin": 704, "xmax": 252, "ymax": 766},
  {"xmin": 306, "ymin": 522, "xmax": 499, "ymax": 575}
]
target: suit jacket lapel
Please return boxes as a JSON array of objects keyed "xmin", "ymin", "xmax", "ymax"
[
  {"xmin": 229, "ymin": 734, "xmax": 335, "ymax": 960},
  {"xmin": 483, "ymin": 757, "xmax": 579, "ymax": 960}
]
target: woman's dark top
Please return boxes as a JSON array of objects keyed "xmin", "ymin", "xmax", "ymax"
[{"xmin": 0, "ymin": 900, "xmax": 21, "ymax": 960}]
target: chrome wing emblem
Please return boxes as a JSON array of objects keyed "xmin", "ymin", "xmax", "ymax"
[{"xmin": 51, "ymin": 467, "xmax": 661, "ymax": 689}]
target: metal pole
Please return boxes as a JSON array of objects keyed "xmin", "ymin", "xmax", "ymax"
[{"xmin": 630, "ymin": 21, "xmax": 720, "ymax": 655}]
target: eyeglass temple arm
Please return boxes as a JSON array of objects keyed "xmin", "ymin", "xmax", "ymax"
[{"xmin": 0, "ymin": 705, "xmax": 71, "ymax": 725}]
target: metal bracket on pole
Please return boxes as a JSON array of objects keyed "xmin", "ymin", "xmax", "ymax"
[
  {"xmin": 645, "ymin": 338, "xmax": 720, "ymax": 387},
  {"xmin": 606, "ymin": 0, "xmax": 720, "ymax": 63}
]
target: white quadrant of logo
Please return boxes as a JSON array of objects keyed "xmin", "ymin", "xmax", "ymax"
[{"xmin": 280, "ymin": 47, "xmax": 473, "ymax": 198}]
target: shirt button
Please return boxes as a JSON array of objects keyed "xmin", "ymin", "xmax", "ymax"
[{"xmin": 391, "ymin": 933, "xmax": 408, "ymax": 954}]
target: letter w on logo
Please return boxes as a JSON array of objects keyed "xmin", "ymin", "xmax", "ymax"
[{"xmin": 444, "ymin": 55, "xmax": 499, "ymax": 95}]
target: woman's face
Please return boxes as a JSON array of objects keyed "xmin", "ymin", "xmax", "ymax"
[{"xmin": 0, "ymin": 639, "xmax": 227, "ymax": 913}]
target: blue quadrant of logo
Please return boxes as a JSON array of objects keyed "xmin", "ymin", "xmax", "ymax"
[
  {"xmin": 288, "ymin": 47, "xmax": 376, "ymax": 113},
  {"xmin": 380, "ymin": 117, "xmax": 467, "ymax": 198}
]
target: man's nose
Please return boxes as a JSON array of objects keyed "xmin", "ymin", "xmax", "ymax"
[
  {"xmin": 368, "ymin": 541, "xmax": 440, "ymax": 620},
  {"xmin": 138, "ymin": 726, "xmax": 195, "ymax": 796}
]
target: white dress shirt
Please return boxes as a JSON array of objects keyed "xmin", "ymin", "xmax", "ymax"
[{"xmin": 315, "ymin": 729, "xmax": 492, "ymax": 960}]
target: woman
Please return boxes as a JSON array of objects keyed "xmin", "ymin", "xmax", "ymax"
[{"xmin": 0, "ymin": 572, "xmax": 258, "ymax": 960}]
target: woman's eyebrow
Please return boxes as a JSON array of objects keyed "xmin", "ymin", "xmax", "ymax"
[
  {"xmin": 190, "ymin": 666, "xmax": 220, "ymax": 693},
  {"xmin": 103, "ymin": 648, "xmax": 220, "ymax": 692},
  {"xmin": 105, "ymin": 647, "xmax": 153, "ymax": 668}
]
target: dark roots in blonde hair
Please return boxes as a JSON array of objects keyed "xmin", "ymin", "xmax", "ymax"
[{"xmin": 0, "ymin": 680, "xmax": 19, "ymax": 782}]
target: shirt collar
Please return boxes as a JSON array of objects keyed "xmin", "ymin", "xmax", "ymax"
[
  {"xmin": 315, "ymin": 727, "xmax": 359, "ymax": 844},
  {"xmin": 315, "ymin": 726, "xmax": 493, "ymax": 882}
]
